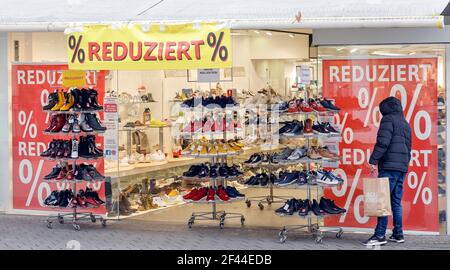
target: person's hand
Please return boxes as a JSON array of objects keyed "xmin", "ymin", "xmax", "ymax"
[{"xmin": 369, "ymin": 164, "xmax": 377, "ymax": 173}]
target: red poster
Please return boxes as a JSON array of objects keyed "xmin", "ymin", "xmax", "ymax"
[
  {"xmin": 323, "ymin": 58, "xmax": 439, "ymax": 233},
  {"xmin": 12, "ymin": 63, "xmax": 106, "ymax": 214}
]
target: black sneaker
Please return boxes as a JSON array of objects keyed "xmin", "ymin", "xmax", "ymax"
[
  {"xmin": 388, "ymin": 235, "xmax": 405, "ymax": 243},
  {"xmin": 363, "ymin": 235, "xmax": 387, "ymax": 246}
]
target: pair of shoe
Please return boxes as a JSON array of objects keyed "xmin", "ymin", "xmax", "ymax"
[
  {"xmin": 363, "ymin": 235, "xmax": 405, "ymax": 246},
  {"xmin": 44, "ymin": 188, "xmax": 104, "ymax": 208},
  {"xmin": 279, "ymin": 119, "xmax": 313, "ymax": 136},
  {"xmin": 312, "ymin": 122, "xmax": 340, "ymax": 135},
  {"xmin": 275, "ymin": 171, "xmax": 308, "ymax": 186},
  {"xmin": 276, "ymin": 197, "xmax": 346, "ymax": 216},
  {"xmin": 183, "ymin": 163, "xmax": 243, "ymax": 179},
  {"xmin": 45, "ymin": 113, "xmax": 106, "ymax": 134},
  {"xmin": 182, "ymin": 139, "xmax": 243, "ymax": 157},
  {"xmin": 141, "ymin": 93, "xmax": 156, "ymax": 102},
  {"xmin": 40, "ymin": 139, "xmax": 77, "ymax": 159},
  {"xmin": 43, "ymin": 88, "xmax": 103, "ymax": 112},
  {"xmin": 45, "ymin": 163, "xmax": 106, "ymax": 182},
  {"xmin": 244, "ymin": 173, "xmax": 278, "ymax": 186},
  {"xmin": 311, "ymin": 170, "xmax": 344, "ymax": 185},
  {"xmin": 182, "ymin": 118, "xmax": 242, "ymax": 133},
  {"xmin": 78, "ymin": 135, "xmax": 103, "ymax": 159},
  {"xmin": 181, "ymin": 95, "xmax": 239, "ymax": 108},
  {"xmin": 183, "ymin": 186, "xmax": 244, "ymax": 202},
  {"xmin": 287, "ymin": 98, "xmax": 314, "ymax": 113}
]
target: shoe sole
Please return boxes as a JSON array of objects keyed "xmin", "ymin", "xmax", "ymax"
[
  {"xmin": 388, "ymin": 239, "xmax": 405, "ymax": 243},
  {"xmin": 363, "ymin": 241, "xmax": 387, "ymax": 246},
  {"xmin": 278, "ymin": 179, "xmax": 298, "ymax": 186}
]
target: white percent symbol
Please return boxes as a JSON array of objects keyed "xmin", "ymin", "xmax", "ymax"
[
  {"xmin": 334, "ymin": 112, "xmax": 353, "ymax": 144},
  {"xmin": 407, "ymin": 171, "xmax": 432, "ymax": 205},
  {"xmin": 19, "ymin": 159, "xmax": 51, "ymax": 206},
  {"xmin": 358, "ymin": 87, "xmax": 381, "ymax": 127},
  {"xmin": 18, "ymin": 110, "xmax": 37, "ymax": 139},
  {"xmin": 40, "ymin": 89, "xmax": 50, "ymax": 124},
  {"xmin": 390, "ymin": 83, "xmax": 431, "ymax": 141},
  {"xmin": 331, "ymin": 168, "xmax": 369, "ymax": 224}
]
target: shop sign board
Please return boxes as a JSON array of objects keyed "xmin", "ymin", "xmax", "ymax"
[
  {"xmin": 67, "ymin": 23, "xmax": 232, "ymax": 70},
  {"xmin": 11, "ymin": 63, "xmax": 106, "ymax": 214},
  {"xmin": 298, "ymin": 65, "xmax": 311, "ymax": 84},
  {"xmin": 197, "ymin": 68, "xmax": 220, "ymax": 82},
  {"xmin": 62, "ymin": 70, "xmax": 86, "ymax": 87},
  {"xmin": 323, "ymin": 57, "xmax": 439, "ymax": 233}
]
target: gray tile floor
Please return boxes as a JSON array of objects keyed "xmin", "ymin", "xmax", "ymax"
[{"xmin": 1, "ymin": 213, "xmax": 449, "ymax": 250}]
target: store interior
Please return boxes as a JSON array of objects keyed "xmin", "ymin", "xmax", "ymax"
[{"xmin": 9, "ymin": 30, "xmax": 447, "ymax": 235}]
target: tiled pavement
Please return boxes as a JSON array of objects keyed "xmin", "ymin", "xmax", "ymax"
[{"xmin": 0, "ymin": 214, "xmax": 449, "ymax": 250}]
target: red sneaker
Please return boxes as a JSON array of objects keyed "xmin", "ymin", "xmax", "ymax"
[
  {"xmin": 298, "ymin": 99, "xmax": 314, "ymax": 112},
  {"xmin": 183, "ymin": 188, "xmax": 199, "ymax": 200},
  {"xmin": 206, "ymin": 187, "xmax": 216, "ymax": 201},
  {"xmin": 287, "ymin": 100, "xmax": 298, "ymax": 113},
  {"xmin": 202, "ymin": 119, "xmax": 214, "ymax": 133},
  {"xmin": 216, "ymin": 186, "xmax": 230, "ymax": 201},
  {"xmin": 55, "ymin": 167, "xmax": 67, "ymax": 181},
  {"xmin": 309, "ymin": 99, "xmax": 328, "ymax": 112},
  {"xmin": 66, "ymin": 170, "xmax": 74, "ymax": 181},
  {"xmin": 84, "ymin": 196, "xmax": 99, "ymax": 207},
  {"xmin": 76, "ymin": 195, "xmax": 87, "ymax": 208},
  {"xmin": 183, "ymin": 122, "xmax": 194, "ymax": 133},
  {"xmin": 68, "ymin": 197, "xmax": 79, "ymax": 208},
  {"xmin": 191, "ymin": 187, "xmax": 208, "ymax": 201}
]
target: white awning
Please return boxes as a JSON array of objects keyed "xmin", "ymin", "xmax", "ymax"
[{"xmin": 0, "ymin": 0, "xmax": 448, "ymax": 31}]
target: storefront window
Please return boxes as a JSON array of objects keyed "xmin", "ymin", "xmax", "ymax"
[{"xmin": 318, "ymin": 45, "xmax": 446, "ymax": 234}]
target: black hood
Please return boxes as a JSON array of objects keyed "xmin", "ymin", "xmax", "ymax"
[{"xmin": 379, "ymin": 96, "xmax": 403, "ymax": 116}]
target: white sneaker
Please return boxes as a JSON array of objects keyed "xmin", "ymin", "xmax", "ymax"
[
  {"xmin": 119, "ymin": 156, "xmax": 129, "ymax": 166},
  {"xmin": 128, "ymin": 154, "xmax": 137, "ymax": 164},
  {"xmin": 152, "ymin": 196, "xmax": 167, "ymax": 207},
  {"xmin": 136, "ymin": 154, "xmax": 146, "ymax": 163}
]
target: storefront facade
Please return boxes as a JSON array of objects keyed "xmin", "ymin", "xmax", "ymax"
[{"xmin": 1, "ymin": 0, "xmax": 449, "ymax": 237}]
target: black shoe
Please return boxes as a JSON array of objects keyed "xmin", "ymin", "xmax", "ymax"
[
  {"xmin": 319, "ymin": 197, "xmax": 341, "ymax": 214},
  {"xmin": 209, "ymin": 165, "xmax": 219, "ymax": 178},
  {"xmin": 43, "ymin": 165, "xmax": 62, "ymax": 180},
  {"xmin": 298, "ymin": 199, "xmax": 311, "ymax": 216},
  {"xmin": 275, "ymin": 199, "xmax": 291, "ymax": 214},
  {"xmin": 85, "ymin": 113, "xmax": 107, "ymax": 131},
  {"xmin": 311, "ymin": 199, "xmax": 325, "ymax": 216},
  {"xmin": 183, "ymin": 165, "xmax": 202, "ymax": 177},
  {"xmin": 198, "ymin": 165, "xmax": 210, "ymax": 178},
  {"xmin": 363, "ymin": 235, "xmax": 387, "ymax": 246},
  {"xmin": 44, "ymin": 191, "xmax": 60, "ymax": 205},
  {"xmin": 388, "ymin": 235, "xmax": 405, "ymax": 243},
  {"xmin": 323, "ymin": 198, "xmax": 346, "ymax": 214},
  {"xmin": 218, "ymin": 165, "xmax": 228, "ymax": 177},
  {"xmin": 244, "ymin": 154, "xmax": 256, "ymax": 164},
  {"xmin": 43, "ymin": 91, "xmax": 59, "ymax": 110}
]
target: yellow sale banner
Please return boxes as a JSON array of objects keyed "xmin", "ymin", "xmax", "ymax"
[
  {"xmin": 62, "ymin": 70, "xmax": 86, "ymax": 87},
  {"xmin": 67, "ymin": 23, "xmax": 232, "ymax": 70}
]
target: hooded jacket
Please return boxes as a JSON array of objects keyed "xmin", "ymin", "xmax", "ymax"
[{"xmin": 369, "ymin": 96, "xmax": 412, "ymax": 172}]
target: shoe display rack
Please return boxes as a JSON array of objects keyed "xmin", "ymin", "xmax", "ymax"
[
  {"xmin": 276, "ymin": 90, "xmax": 344, "ymax": 244},
  {"xmin": 43, "ymin": 89, "xmax": 107, "ymax": 231},
  {"xmin": 183, "ymin": 155, "xmax": 246, "ymax": 229}
]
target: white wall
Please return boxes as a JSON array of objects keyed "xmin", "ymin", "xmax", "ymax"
[{"xmin": 0, "ymin": 32, "xmax": 10, "ymax": 211}]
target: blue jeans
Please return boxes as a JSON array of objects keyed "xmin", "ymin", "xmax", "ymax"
[{"xmin": 374, "ymin": 170, "xmax": 406, "ymax": 238}]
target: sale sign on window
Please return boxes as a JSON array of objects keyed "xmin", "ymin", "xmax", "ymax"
[
  {"xmin": 11, "ymin": 63, "xmax": 106, "ymax": 214},
  {"xmin": 323, "ymin": 57, "xmax": 439, "ymax": 233}
]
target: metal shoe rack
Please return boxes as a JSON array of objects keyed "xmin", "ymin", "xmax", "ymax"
[
  {"xmin": 183, "ymin": 155, "xmax": 245, "ymax": 229},
  {"xmin": 44, "ymin": 107, "xmax": 107, "ymax": 231},
  {"xmin": 276, "ymin": 109, "xmax": 344, "ymax": 244},
  {"xmin": 181, "ymin": 102, "xmax": 246, "ymax": 229}
]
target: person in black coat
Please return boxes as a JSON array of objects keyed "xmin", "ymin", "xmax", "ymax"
[{"xmin": 363, "ymin": 96, "xmax": 412, "ymax": 246}]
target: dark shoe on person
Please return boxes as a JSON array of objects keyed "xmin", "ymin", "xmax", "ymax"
[
  {"xmin": 363, "ymin": 235, "xmax": 387, "ymax": 246},
  {"xmin": 388, "ymin": 235, "xmax": 405, "ymax": 243}
]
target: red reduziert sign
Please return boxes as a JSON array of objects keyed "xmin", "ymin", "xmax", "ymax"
[
  {"xmin": 12, "ymin": 63, "xmax": 106, "ymax": 213},
  {"xmin": 323, "ymin": 57, "xmax": 439, "ymax": 233}
]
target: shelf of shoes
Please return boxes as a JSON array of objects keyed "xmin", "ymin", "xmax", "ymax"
[{"xmin": 42, "ymin": 87, "xmax": 107, "ymax": 230}]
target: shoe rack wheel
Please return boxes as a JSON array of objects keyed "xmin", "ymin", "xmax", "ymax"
[
  {"xmin": 258, "ymin": 202, "xmax": 264, "ymax": 210},
  {"xmin": 245, "ymin": 200, "xmax": 251, "ymax": 208},
  {"xmin": 266, "ymin": 197, "xmax": 272, "ymax": 205},
  {"xmin": 101, "ymin": 218, "xmax": 107, "ymax": 228},
  {"xmin": 336, "ymin": 229, "xmax": 343, "ymax": 239},
  {"xmin": 90, "ymin": 214, "xmax": 96, "ymax": 223},
  {"xmin": 188, "ymin": 221, "xmax": 193, "ymax": 229},
  {"xmin": 57, "ymin": 215, "xmax": 64, "ymax": 224},
  {"xmin": 72, "ymin": 223, "xmax": 81, "ymax": 231},
  {"xmin": 219, "ymin": 221, "xmax": 225, "ymax": 229},
  {"xmin": 315, "ymin": 235, "xmax": 323, "ymax": 244},
  {"xmin": 46, "ymin": 221, "xmax": 53, "ymax": 229},
  {"xmin": 278, "ymin": 229, "xmax": 287, "ymax": 243},
  {"xmin": 240, "ymin": 216, "xmax": 245, "ymax": 225}
]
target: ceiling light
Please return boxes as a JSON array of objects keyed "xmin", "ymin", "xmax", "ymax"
[
  {"xmin": 254, "ymin": 30, "xmax": 260, "ymax": 34},
  {"xmin": 350, "ymin": 48, "xmax": 358, "ymax": 53},
  {"xmin": 409, "ymin": 52, "xmax": 416, "ymax": 55},
  {"xmin": 371, "ymin": 51, "xmax": 407, "ymax": 56},
  {"xmin": 265, "ymin": 31, "xmax": 272, "ymax": 36},
  {"xmin": 288, "ymin": 34, "xmax": 295, "ymax": 38}
]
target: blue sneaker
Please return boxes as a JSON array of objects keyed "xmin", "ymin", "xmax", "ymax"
[
  {"xmin": 277, "ymin": 172, "xmax": 299, "ymax": 186},
  {"xmin": 227, "ymin": 186, "xmax": 245, "ymax": 197}
]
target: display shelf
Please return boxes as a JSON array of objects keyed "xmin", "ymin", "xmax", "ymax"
[
  {"xmin": 42, "ymin": 156, "xmax": 102, "ymax": 162},
  {"xmin": 119, "ymin": 126, "xmax": 169, "ymax": 131},
  {"xmin": 275, "ymin": 212, "xmax": 345, "ymax": 218},
  {"xmin": 44, "ymin": 109, "xmax": 104, "ymax": 114},
  {"xmin": 243, "ymin": 158, "xmax": 340, "ymax": 167},
  {"xmin": 43, "ymin": 131, "xmax": 105, "ymax": 136},
  {"xmin": 181, "ymin": 176, "xmax": 243, "ymax": 182},
  {"xmin": 43, "ymin": 205, "xmax": 102, "ymax": 209},
  {"xmin": 184, "ymin": 197, "xmax": 245, "ymax": 204},
  {"xmin": 280, "ymin": 133, "xmax": 341, "ymax": 139},
  {"xmin": 110, "ymin": 201, "xmax": 187, "ymax": 219},
  {"xmin": 245, "ymin": 182, "xmax": 342, "ymax": 189},
  {"xmin": 280, "ymin": 110, "xmax": 338, "ymax": 116},
  {"xmin": 43, "ymin": 179, "xmax": 105, "ymax": 183},
  {"xmin": 104, "ymin": 156, "xmax": 209, "ymax": 179}
]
